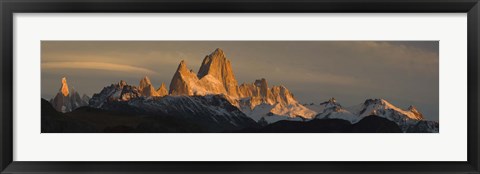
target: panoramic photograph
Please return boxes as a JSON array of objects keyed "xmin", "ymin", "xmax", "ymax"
[{"xmin": 41, "ymin": 41, "xmax": 439, "ymax": 133}]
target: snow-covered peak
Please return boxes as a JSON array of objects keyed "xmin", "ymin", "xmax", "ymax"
[
  {"xmin": 237, "ymin": 78, "xmax": 316, "ymax": 122},
  {"xmin": 347, "ymin": 98, "xmax": 425, "ymax": 129},
  {"xmin": 315, "ymin": 98, "xmax": 358, "ymax": 123},
  {"xmin": 359, "ymin": 99, "xmax": 403, "ymax": 115},
  {"xmin": 363, "ymin": 98, "xmax": 390, "ymax": 107},
  {"xmin": 320, "ymin": 97, "xmax": 341, "ymax": 109}
]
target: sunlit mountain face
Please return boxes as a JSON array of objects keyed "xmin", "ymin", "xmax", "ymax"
[{"xmin": 42, "ymin": 45, "xmax": 439, "ymax": 133}]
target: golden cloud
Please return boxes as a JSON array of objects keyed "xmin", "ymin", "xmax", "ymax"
[{"xmin": 42, "ymin": 61, "xmax": 158, "ymax": 74}]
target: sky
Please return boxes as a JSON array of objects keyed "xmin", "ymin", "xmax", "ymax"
[{"xmin": 41, "ymin": 41, "xmax": 439, "ymax": 121}]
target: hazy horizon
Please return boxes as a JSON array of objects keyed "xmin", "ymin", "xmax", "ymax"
[{"xmin": 41, "ymin": 41, "xmax": 439, "ymax": 121}]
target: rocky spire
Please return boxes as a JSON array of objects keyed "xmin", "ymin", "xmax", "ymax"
[
  {"xmin": 177, "ymin": 60, "xmax": 189, "ymax": 74},
  {"xmin": 139, "ymin": 76, "xmax": 152, "ymax": 90},
  {"xmin": 168, "ymin": 49, "xmax": 298, "ymax": 107},
  {"xmin": 169, "ymin": 60, "xmax": 199, "ymax": 95},
  {"xmin": 239, "ymin": 78, "xmax": 299, "ymax": 106},
  {"xmin": 238, "ymin": 83, "xmax": 260, "ymax": 98},
  {"xmin": 50, "ymin": 77, "xmax": 89, "ymax": 113},
  {"xmin": 60, "ymin": 77, "xmax": 69, "ymax": 96},
  {"xmin": 156, "ymin": 82, "xmax": 168, "ymax": 97},
  {"xmin": 254, "ymin": 78, "xmax": 269, "ymax": 98},
  {"xmin": 138, "ymin": 76, "xmax": 159, "ymax": 97},
  {"xmin": 269, "ymin": 85, "xmax": 296, "ymax": 105},
  {"xmin": 197, "ymin": 48, "xmax": 240, "ymax": 97},
  {"xmin": 198, "ymin": 48, "xmax": 226, "ymax": 78}
]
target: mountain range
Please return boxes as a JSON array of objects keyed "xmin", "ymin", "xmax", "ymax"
[{"xmin": 45, "ymin": 48, "xmax": 439, "ymax": 133}]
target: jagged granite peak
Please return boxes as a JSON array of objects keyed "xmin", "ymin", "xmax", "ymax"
[
  {"xmin": 156, "ymin": 82, "xmax": 168, "ymax": 97},
  {"xmin": 197, "ymin": 48, "xmax": 240, "ymax": 97},
  {"xmin": 239, "ymin": 79, "xmax": 297, "ymax": 105},
  {"xmin": 177, "ymin": 60, "xmax": 189, "ymax": 73},
  {"xmin": 169, "ymin": 60, "xmax": 200, "ymax": 95},
  {"xmin": 198, "ymin": 48, "xmax": 227, "ymax": 78},
  {"xmin": 239, "ymin": 79, "xmax": 300, "ymax": 106},
  {"xmin": 211, "ymin": 48, "xmax": 226, "ymax": 58},
  {"xmin": 138, "ymin": 76, "xmax": 159, "ymax": 97},
  {"xmin": 238, "ymin": 78, "xmax": 316, "ymax": 121},
  {"xmin": 238, "ymin": 78, "xmax": 269, "ymax": 98},
  {"xmin": 60, "ymin": 77, "xmax": 69, "ymax": 96},
  {"xmin": 254, "ymin": 78, "xmax": 269, "ymax": 98},
  {"xmin": 239, "ymin": 83, "xmax": 260, "ymax": 98},
  {"xmin": 139, "ymin": 76, "xmax": 153, "ymax": 90},
  {"xmin": 122, "ymin": 49, "xmax": 317, "ymax": 121},
  {"xmin": 142, "ymin": 84, "xmax": 158, "ymax": 97},
  {"xmin": 268, "ymin": 85, "xmax": 297, "ymax": 105},
  {"xmin": 89, "ymin": 81, "xmax": 141, "ymax": 108},
  {"xmin": 169, "ymin": 50, "xmax": 241, "ymax": 97},
  {"xmin": 50, "ymin": 77, "xmax": 89, "ymax": 113},
  {"xmin": 120, "ymin": 85, "xmax": 141, "ymax": 101}
]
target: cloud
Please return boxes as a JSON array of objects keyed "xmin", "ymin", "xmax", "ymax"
[{"xmin": 42, "ymin": 62, "xmax": 158, "ymax": 74}]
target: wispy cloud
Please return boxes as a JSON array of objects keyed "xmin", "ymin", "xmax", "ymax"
[{"xmin": 42, "ymin": 61, "xmax": 158, "ymax": 74}]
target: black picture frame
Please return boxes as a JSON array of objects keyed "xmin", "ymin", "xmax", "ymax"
[{"xmin": 1, "ymin": 0, "xmax": 479, "ymax": 173}]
